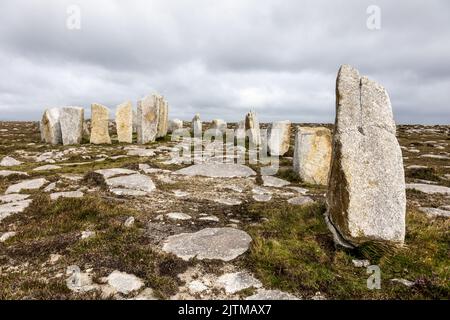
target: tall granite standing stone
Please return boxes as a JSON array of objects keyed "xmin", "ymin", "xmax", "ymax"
[
  {"xmin": 293, "ymin": 127, "xmax": 331, "ymax": 185},
  {"xmin": 90, "ymin": 103, "xmax": 112, "ymax": 144},
  {"xmin": 192, "ymin": 114, "xmax": 202, "ymax": 136},
  {"xmin": 40, "ymin": 108, "xmax": 62, "ymax": 145},
  {"xmin": 116, "ymin": 101, "xmax": 133, "ymax": 143},
  {"xmin": 132, "ymin": 110, "xmax": 137, "ymax": 133},
  {"xmin": 326, "ymin": 65, "xmax": 406, "ymax": 247},
  {"xmin": 60, "ymin": 107, "xmax": 84, "ymax": 145},
  {"xmin": 268, "ymin": 121, "xmax": 291, "ymax": 156},
  {"xmin": 157, "ymin": 98, "xmax": 169, "ymax": 138},
  {"xmin": 137, "ymin": 94, "xmax": 159, "ymax": 144},
  {"xmin": 245, "ymin": 111, "xmax": 261, "ymax": 146}
]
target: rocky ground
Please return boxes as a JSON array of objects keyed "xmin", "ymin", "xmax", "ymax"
[{"xmin": 0, "ymin": 121, "xmax": 449, "ymax": 300}]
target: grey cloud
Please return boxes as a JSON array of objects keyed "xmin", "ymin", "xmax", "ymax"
[{"xmin": 0, "ymin": 0, "xmax": 449, "ymax": 124}]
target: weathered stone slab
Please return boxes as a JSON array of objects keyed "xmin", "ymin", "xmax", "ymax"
[
  {"xmin": 192, "ymin": 114, "xmax": 202, "ymax": 135},
  {"xmin": 106, "ymin": 174, "xmax": 156, "ymax": 193},
  {"xmin": 175, "ymin": 164, "xmax": 256, "ymax": 178},
  {"xmin": 162, "ymin": 227, "xmax": 252, "ymax": 261},
  {"xmin": 90, "ymin": 103, "xmax": 111, "ymax": 144},
  {"xmin": 419, "ymin": 207, "xmax": 450, "ymax": 218},
  {"xmin": 5, "ymin": 178, "xmax": 48, "ymax": 194},
  {"xmin": 33, "ymin": 164, "xmax": 61, "ymax": 171},
  {"xmin": 60, "ymin": 107, "xmax": 84, "ymax": 145},
  {"xmin": 245, "ymin": 289, "xmax": 300, "ymax": 300},
  {"xmin": 168, "ymin": 119, "xmax": 183, "ymax": 133},
  {"xmin": 156, "ymin": 97, "xmax": 169, "ymax": 138},
  {"xmin": 0, "ymin": 156, "xmax": 22, "ymax": 167},
  {"xmin": 94, "ymin": 168, "xmax": 137, "ymax": 179},
  {"xmin": 268, "ymin": 121, "xmax": 291, "ymax": 156},
  {"xmin": 116, "ymin": 101, "xmax": 133, "ymax": 143},
  {"xmin": 262, "ymin": 176, "xmax": 290, "ymax": 188},
  {"xmin": 293, "ymin": 127, "xmax": 332, "ymax": 185},
  {"xmin": 106, "ymin": 270, "xmax": 144, "ymax": 295},
  {"xmin": 0, "ymin": 199, "xmax": 32, "ymax": 222},
  {"xmin": 406, "ymin": 183, "xmax": 450, "ymax": 195},
  {"xmin": 50, "ymin": 191, "xmax": 84, "ymax": 201},
  {"xmin": 40, "ymin": 108, "xmax": 62, "ymax": 145},
  {"xmin": 245, "ymin": 111, "xmax": 261, "ymax": 146},
  {"xmin": 287, "ymin": 196, "xmax": 314, "ymax": 206},
  {"xmin": 137, "ymin": 94, "xmax": 159, "ymax": 144},
  {"xmin": 216, "ymin": 272, "xmax": 262, "ymax": 294},
  {"xmin": 326, "ymin": 65, "xmax": 406, "ymax": 247},
  {"xmin": 0, "ymin": 170, "xmax": 28, "ymax": 177},
  {"xmin": 0, "ymin": 194, "xmax": 30, "ymax": 203}
]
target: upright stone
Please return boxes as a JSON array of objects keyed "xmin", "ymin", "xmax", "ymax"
[
  {"xmin": 245, "ymin": 111, "xmax": 261, "ymax": 146},
  {"xmin": 157, "ymin": 97, "xmax": 169, "ymax": 138},
  {"xmin": 132, "ymin": 109, "xmax": 137, "ymax": 133},
  {"xmin": 137, "ymin": 94, "xmax": 159, "ymax": 144},
  {"xmin": 211, "ymin": 119, "xmax": 227, "ymax": 133},
  {"xmin": 268, "ymin": 121, "xmax": 291, "ymax": 156},
  {"xmin": 192, "ymin": 114, "xmax": 202, "ymax": 136},
  {"xmin": 90, "ymin": 103, "xmax": 112, "ymax": 144},
  {"xmin": 60, "ymin": 107, "xmax": 84, "ymax": 145},
  {"xmin": 40, "ymin": 108, "xmax": 62, "ymax": 145},
  {"xmin": 116, "ymin": 101, "xmax": 133, "ymax": 143},
  {"xmin": 293, "ymin": 127, "xmax": 331, "ymax": 185},
  {"xmin": 326, "ymin": 65, "xmax": 406, "ymax": 247},
  {"xmin": 236, "ymin": 120, "xmax": 246, "ymax": 140},
  {"xmin": 168, "ymin": 119, "xmax": 183, "ymax": 133}
]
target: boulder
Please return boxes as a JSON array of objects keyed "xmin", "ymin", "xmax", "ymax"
[
  {"xmin": 40, "ymin": 108, "xmax": 62, "ymax": 145},
  {"xmin": 115, "ymin": 101, "xmax": 133, "ymax": 143},
  {"xmin": 211, "ymin": 119, "xmax": 227, "ymax": 133},
  {"xmin": 293, "ymin": 127, "xmax": 332, "ymax": 185},
  {"xmin": 326, "ymin": 65, "xmax": 406, "ymax": 247},
  {"xmin": 168, "ymin": 119, "xmax": 183, "ymax": 133},
  {"xmin": 60, "ymin": 107, "xmax": 84, "ymax": 145},
  {"xmin": 137, "ymin": 94, "xmax": 159, "ymax": 144},
  {"xmin": 90, "ymin": 103, "xmax": 112, "ymax": 144},
  {"xmin": 245, "ymin": 111, "xmax": 261, "ymax": 146},
  {"xmin": 156, "ymin": 97, "xmax": 169, "ymax": 138},
  {"xmin": 268, "ymin": 121, "xmax": 291, "ymax": 156}
]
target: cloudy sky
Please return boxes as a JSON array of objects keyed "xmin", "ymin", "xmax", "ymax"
[{"xmin": 0, "ymin": 0, "xmax": 449, "ymax": 124}]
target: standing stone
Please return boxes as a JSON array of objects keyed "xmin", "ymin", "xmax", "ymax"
[
  {"xmin": 132, "ymin": 109, "xmax": 137, "ymax": 133},
  {"xmin": 137, "ymin": 94, "xmax": 159, "ymax": 144},
  {"xmin": 326, "ymin": 65, "xmax": 406, "ymax": 247},
  {"xmin": 236, "ymin": 120, "xmax": 246, "ymax": 140},
  {"xmin": 168, "ymin": 119, "xmax": 183, "ymax": 133},
  {"xmin": 156, "ymin": 98, "xmax": 169, "ymax": 138},
  {"xmin": 90, "ymin": 103, "xmax": 112, "ymax": 144},
  {"xmin": 192, "ymin": 114, "xmax": 202, "ymax": 135},
  {"xmin": 211, "ymin": 119, "xmax": 227, "ymax": 133},
  {"xmin": 40, "ymin": 108, "xmax": 62, "ymax": 145},
  {"xmin": 268, "ymin": 121, "xmax": 291, "ymax": 156},
  {"xmin": 60, "ymin": 107, "xmax": 84, "ymax": 145},
  {"xmin": 245, "ymin": 111, "xmax": 261, "ymax": 146},
  {"xmin": 116, "ymin": 101, "xmax": 133, "ymax": 143},
  {"xmin": 293, "ymin": 127, "xmax": 331, "ymax": 185}
]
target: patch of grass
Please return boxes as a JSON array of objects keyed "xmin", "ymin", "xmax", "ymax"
[
  {"xmin": 406, "ymin": 167, "xmax": 440, "ymax": 182},
  {"xmin": 68, "ymin": 226, "xmax": 188, "ymax": 298},
  {"xmin": 244, "ymin": 201, "xmax": 450, "ymax": 299}
]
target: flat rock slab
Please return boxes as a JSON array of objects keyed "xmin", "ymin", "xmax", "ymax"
[
  {"xmin": 95, "ymin": 168, "xmax": 137, "ymax": 179},
  {"xmin": 5, "ymin": 178, "xmax": 48, "ymax": 194},
  {"xmin": 106, "ymin": 174, "xmax": 156, "ymax": 193},
  {"xmin": 106, "ymin": 270, "xmax": 144, "ymax": 295},
  {"xmin": 0, "ymin": 199, "xmax": 32, "ymax": 222},
  {"xmin": 0, "ymin": 170, "xmax": 28, "ymax": 177},
  {"xmin": 216, "ymin": 272, "xmax": 262, "ymax": 294},
  {"xmin": 50, "ymin": 191, "xmax": 84, "ymax": 201},
  {"xmin": 33, "ymin": 165, "xmax": 61, "ymax": 171},
  {"xmin": 262, "ymin": 176, "xmax": 290, "ymax": 188},
  {"xmin": 245, "ymin": 289, "xmax": 300, "ymax": 300},
  {"xmin": 0, "ymin": 156, "xmax": 22, "ymax": 167},
  {"xmin": 0, "ymin": 194, "xmax": 30, "ymax": 203},
  {"xmin": 166, "ymin": 212, "xmax": 192, "ymax": 220},
  {"xmin": 419, "ymin": 207, "xmax": 450, "ymax": 218},
  {"xmin": 127, "ymin": 149, "xmax": 155, "ymax": 157},
  {"xmin": 110, "ymin": 188, "xmax": 148, "ymax": 196},
  {"xmin": 287, "ymin": 196, "xmax": 315, "ymax": 206},
  {"xmin": 406, "ymin": 183, "xmax": 450, "ymax": 195},
  {"xmin": 162, "ymin": 227, "xmax": 252, "ymax": 261},
  {"xmin": 253, "ymin": 194, "xmax": 272, "ymax": 202},
  {"xmin": 175, "ymin": 164, "xmax": 256, "ymax": 178}
]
